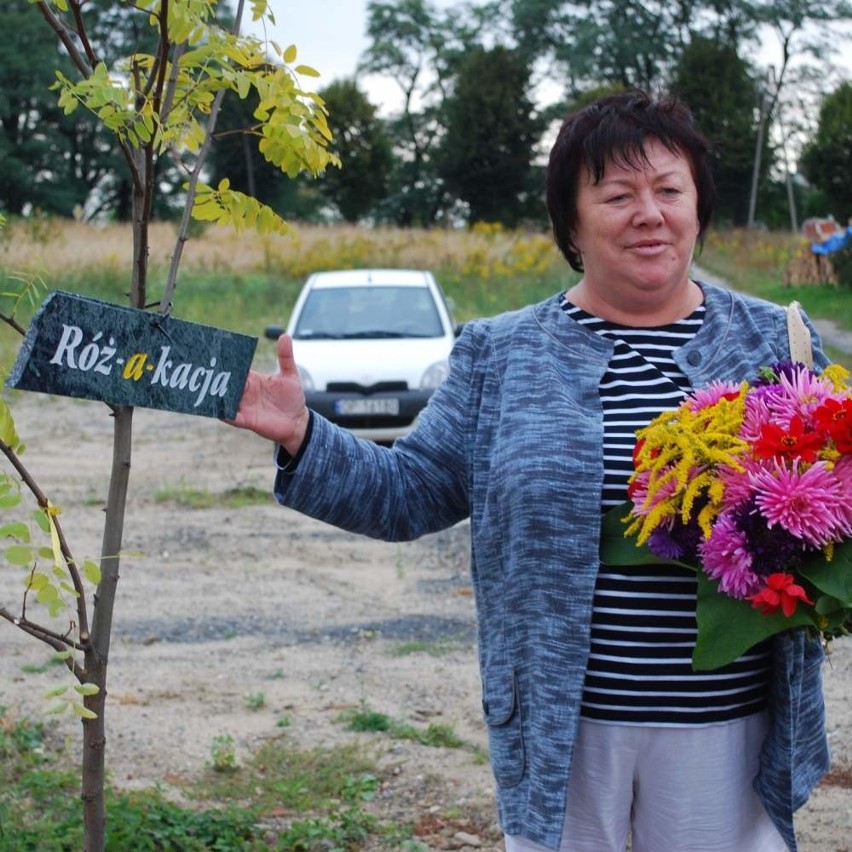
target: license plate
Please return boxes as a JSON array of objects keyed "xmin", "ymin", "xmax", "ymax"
[{"xmin": 334, "ymin": 398, "xmax": 400, "ymax": 415}]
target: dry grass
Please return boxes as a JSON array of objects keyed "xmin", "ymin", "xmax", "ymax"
[{"xmin": 0, "ymin": 219, "xmax": 563, "ymax": 283}]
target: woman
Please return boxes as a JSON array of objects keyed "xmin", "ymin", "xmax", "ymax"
[{"xmin": 230, "ymin": 91, "xmax": 830, "ymax": 852}]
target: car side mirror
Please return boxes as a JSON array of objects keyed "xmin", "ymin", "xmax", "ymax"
[{"xmin": 265, "ymin": 325, "xmax": 285, "ymax": 340}]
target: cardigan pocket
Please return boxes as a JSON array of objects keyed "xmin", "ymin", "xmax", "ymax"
[{"xmin": 481, "ymin": 666, "xmax": 525, "ymax": 788}]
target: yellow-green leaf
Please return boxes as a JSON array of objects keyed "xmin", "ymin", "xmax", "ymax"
[
  {"xmin": 0, "ymin": 522, "xmax": 30, "ymax": 541},
  {"xmin": 60, "ymin": 582, "xmax": 80, "ymax": 598},
  {"xmin": 71, "ymin": 703, "xmax": 98, "ymax": 720},
  {"xmin": 44, "ymin": 684, "xmax": 68, "ymax": 699},
  {"xmin": 83, "ymin": 560, "xmax": 101, "ymax": 584},
  {"xmin": 36, "ymin": 585, "xmax": 58, "ymax": 604},
  {"xmin": 47, "ymin": 597, "xmax": 66, "ymax": 617},
  {"xmin": 74, "ymin": 683, "xmax": 100, "ymax": 696},
  {"xmin": 33, "ymin": 509, "xmax": 51, "ymax": 533},
  {"xmin": 29, "ymin": 572, "xmax": 50, "ymax": 591},
  {"xmin": 235, "ymin": 72, "xmax": 251, "ymax": 100},
  {"xmin": 282, "ymin": 44, "xmax": 298, "ymax": 64},
  {"xmin": 5, "ymin": 545, "xmax": 33, "ymax": 566},
  {"xmin": 0, "ymin": 400, "xmax": 20, "ymax": 446},
  {"xmin": 46, "ymin": 505, "xmax": 64, "ymax": 567},
  {"xmin": 294, "ymin": 65, "xmax": 320, "ymax": 78}
]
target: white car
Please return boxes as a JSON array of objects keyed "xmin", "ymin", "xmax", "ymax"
[{"xmin": 265, "ymin": 268, "xmax": 461, "ymax": 443}]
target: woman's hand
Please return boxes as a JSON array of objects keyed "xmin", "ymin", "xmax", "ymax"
[{"xmin": 228, "ymin": 334, "xmax": 310, "ymax": 454}]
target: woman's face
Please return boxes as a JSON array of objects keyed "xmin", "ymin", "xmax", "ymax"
[{"xmin": 570, "ymin": 138, "xmax": 701, "ymax": 323}]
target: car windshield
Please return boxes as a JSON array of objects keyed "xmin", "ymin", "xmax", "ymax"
[{"xmin": 293, "ymin": 285, "xmax": 446, "ymax": 340}]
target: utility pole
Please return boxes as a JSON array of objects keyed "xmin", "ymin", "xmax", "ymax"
[
  {"xmin": 776, "ymin": 99, "xmax": 799, "ymax": 233},
  {"xmin": 748, "ymin": 85, "xmax": 767, "ymax": 228},
  {"xmin": 747, "ymin": 68, "xmax": 775, "ymax": 229}
]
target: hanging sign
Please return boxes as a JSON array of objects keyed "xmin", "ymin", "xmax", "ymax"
[{"xmin": 6, "ymin": 291, "xmax": 257, "ymax": 420}]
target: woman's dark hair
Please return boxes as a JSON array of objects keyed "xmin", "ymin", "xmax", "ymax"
[{"xmin": 545, "ymin": 89, "xmax": 716, "ymax": 272}]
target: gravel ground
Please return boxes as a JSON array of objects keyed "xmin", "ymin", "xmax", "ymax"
[{"xmin": 2, "ymin": 376, "xmax": 851, "ymax": 851}]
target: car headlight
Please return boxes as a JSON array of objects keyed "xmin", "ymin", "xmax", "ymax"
[
  {"xmin": 420, "ymin": 359, "xmax": 450, "ymax": 390},
  {"xmin": 297, "ymin": 366, "xmax": 315, "ymax": 391}
]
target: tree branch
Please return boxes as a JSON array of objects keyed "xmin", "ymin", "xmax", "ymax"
[
  {"xmin": 0, "ymin": 607, "xmax": 89, "ymax": 679},
  {"xmin": 0, "ymin": 440, "xmax": 90, "ymax": 638},
  {"xmin": 34, "ymin": 0, "xmax": 94, "ymax": 78},
  {"xmin": 160, "ymin": 0, "xmax": 247, "ymax": 313},
  {"xmin": 68, "ymin": 0, "xmax": 99, "ymax": 69},
  {"xmin": 0, "ymin": 313, "xmax": 27, "ymax": 336}
]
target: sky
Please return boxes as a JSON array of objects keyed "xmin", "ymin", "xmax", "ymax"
[{"xmin": 246, "ymin": 0, "xmax": 415, "ymax": 114}]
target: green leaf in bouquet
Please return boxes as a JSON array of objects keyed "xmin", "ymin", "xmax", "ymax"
[
  {"xmin": 599, "ymin": 502, "xmax": 694, "ymax": 569},
  {"xmin": 814, "ymin": 593, "xmax": 845, "ymax": 616},
  {"xmin": 811, "ymin": 596, "xmax": 848, "ymax": 634},
  {"xmin": 693, "ymin": 572, "xmax": 814, "ymax": 671},
  {"xmin": 799, "ymin": 539, "xmax": 852, "ymax": 607}
]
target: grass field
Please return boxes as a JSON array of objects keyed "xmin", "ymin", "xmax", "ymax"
[
  {"xmin": 0, "ymin": 219, "xmax": 566, "ymax": 335},
  {"xmin": 0, "ymin": 218, "xmax": 848, "ymax": 363},
  {"xmin": 0, "ymin": 218, "xmax": 843, "ymax": 311}
]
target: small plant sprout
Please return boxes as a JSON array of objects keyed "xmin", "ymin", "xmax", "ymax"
[{"xmin": 210, "ymin": 734, "xmax": 237, "ymax": 773}]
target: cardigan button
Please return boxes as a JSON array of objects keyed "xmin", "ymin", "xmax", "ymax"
[{"xmin": 687, "ymin": 351, "xmax": 702, "ymax": 366}]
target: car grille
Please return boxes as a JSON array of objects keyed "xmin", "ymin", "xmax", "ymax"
[
  {"xmin": 326, "ymin": 381, "xmax": 409, "ymax": 393},
  {"xmin": 333, "ymin": 415, "xmax": 416, "ymax": 429}
]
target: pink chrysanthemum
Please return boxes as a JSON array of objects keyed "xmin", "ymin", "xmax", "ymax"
[
  {"xmin": 756, "ymin": 368, "xmax": 834, "ymax": 429},
  {"xmin": 830, "ymin": 455, "xmax": 852, "ymax": 531},
  {"xmin": 740, "ymin": 391, "xmax": 775, "ymax": 444},
  {"xmin": 698, "ymin": 510, "xmax": 762, "ymax": 598},
  {"xmin": 684, "ymin": 381, "xmax": 742, "ymax": 413},
  {"xmin": 717, "ymin": 459, "xmax": 763, "ymax": 509},
  {"xmin": 750, "ymin": 459, "xmax": 852, "ymax": 548}
]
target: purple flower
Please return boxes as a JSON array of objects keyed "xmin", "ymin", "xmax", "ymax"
[
  {"xmin": 732, "ymin": 496, "xmax": 804, "ymax": 576},
  {"xmin": 699, "ymin": 510, "xmax": 763, "ymax": 598},
  {"xmin": 648, "ymin": 526, "xmax": 684, "ymax": 560}
]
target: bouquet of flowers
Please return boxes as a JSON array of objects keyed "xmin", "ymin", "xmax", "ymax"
[{"xmin": 600, "ymin": 360, "xmax": 852, "ymax": 670}]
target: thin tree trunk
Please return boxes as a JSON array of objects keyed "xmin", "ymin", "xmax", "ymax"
[
  {"xmin": 81, "ymin": 404, "xmax": 133, "ymax": 851},
  {"xmin": 79, "ymin": 141, "xmax": 147, "ymax": 850}
]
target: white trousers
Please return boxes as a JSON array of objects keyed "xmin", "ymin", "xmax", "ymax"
[{"xmin": 505, "ymin": 713, "xmax": 788, "ymax": 852}]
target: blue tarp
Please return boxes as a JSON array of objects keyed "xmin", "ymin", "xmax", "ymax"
[{"xmin": 812, "ymin": 226, "xmax": 852, "ymax": 255}]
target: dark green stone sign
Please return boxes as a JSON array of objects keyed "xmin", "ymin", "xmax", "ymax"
[{"xmin": 6, "ymin": 291, "xmax": 257, "ymax": 419}]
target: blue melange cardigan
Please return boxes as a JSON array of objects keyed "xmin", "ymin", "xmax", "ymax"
[{"xmin": 273, "ymin": 282, "xmax": 831, "ymax": 851}]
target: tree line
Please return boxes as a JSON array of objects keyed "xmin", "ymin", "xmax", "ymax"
[{"xmin": 2, "ymin": 0, "xmax": 851, "ymax": 231}]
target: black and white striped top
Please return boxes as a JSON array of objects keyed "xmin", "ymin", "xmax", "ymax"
[{"xmin": 561, "ymin": 297, "xmax": 770, "ymax": 726}]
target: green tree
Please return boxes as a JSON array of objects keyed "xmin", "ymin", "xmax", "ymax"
[
  {"xmin": 438, "ymin": 46, "xmax": 543, "ymax": 226},
  {"xmin": 317, "ymin": 79, "xmax": 393, "ymax": 222},
  {"xmin": 670, "ymin": 36, "xmax": 770, "ymax": 226},
  {"xmin": 359, "ymin": 0, "xmax": 449, "ymax": 225},
  {"xmin": 360, "ymin": 0, "xmax": 506, "ymax": 225},
  {"xmin": 0, "ymin": 3, "xmax": 336, "ymax": 850},
  {"xmin": 0, "ymin": 0, "xmax": 184, "ymax": 220},
  {"xmin": 0, "ymin": 0, "xmax": 78, "ymax": 215},
  {"xmin": 510, "ymin": 0, "xmax": 706, "ymax": 93},
  {"xmin": 800, "ymin": 82, "xmax": 852, "ymax": 222}
]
